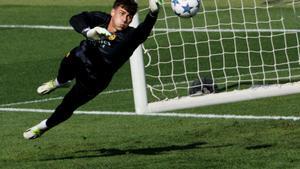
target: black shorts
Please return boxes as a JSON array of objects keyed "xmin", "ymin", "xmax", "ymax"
[
  {"xmin": 58, "ymin": 45, "xmax": 113, "ymax": 94},
  {"xmin": 46, "ymin": 46, "xmax": 113, "ymax": 128}
]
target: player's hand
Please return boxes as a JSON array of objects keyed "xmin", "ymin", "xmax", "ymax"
[
  {"xmin": 149, "ymin": 0, "xmax": 163, "ymax": 13},
  {"xmin": 86, "ymin": 27, "xmax": 111, "ymax": 40}
]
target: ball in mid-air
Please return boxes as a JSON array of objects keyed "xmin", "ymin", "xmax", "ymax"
[{"xmin": 171, "ymin": 0, "xmax": 200, "ymax": 18}]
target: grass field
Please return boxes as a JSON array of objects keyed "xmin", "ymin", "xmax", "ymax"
[{"xmin": 1, "ymin": 0, "xmax": 300, "ymax": 168}]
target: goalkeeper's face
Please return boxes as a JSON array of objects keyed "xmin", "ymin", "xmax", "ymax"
[{"xmin": 110, "ymin": 6, "xmax": 134, "ymax": 31}]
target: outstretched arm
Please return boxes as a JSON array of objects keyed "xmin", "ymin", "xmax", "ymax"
[
  {"xmin": 149, "ymin": 0, "xmax": 163, "ymax": 14},
  {"xmin": 132, "ymin": 0, "xmax": 163, "ymax": 44}
]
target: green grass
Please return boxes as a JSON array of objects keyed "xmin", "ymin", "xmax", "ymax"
[
  {"xmin": 1, "ymin": 1, "xmax": 300, "ymax": 169},
  {"xmin": 1, "ymin": 112, "xmax": 300, "ymax": 169}
]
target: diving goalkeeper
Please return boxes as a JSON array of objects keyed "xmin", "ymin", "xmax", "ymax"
[{"xmin": 23, "ymin": 0, "xmax": 162, "ymax": 139}]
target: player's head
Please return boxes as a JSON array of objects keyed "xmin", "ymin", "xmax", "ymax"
[
  {"xmin": 110, "ymin": 0, "xmax": 138, "ymax": 31},
  {"xmin": 113, "ymin": 0, "xmax": 138, "ymax": 16}
]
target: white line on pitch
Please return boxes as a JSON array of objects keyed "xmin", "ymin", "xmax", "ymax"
[
  {"xmin": 1, "ymin": 24, "xmax": 299, "ymax": 33},
  {"xmin": 0, "ymin": 107, "xmax": 299, "ymax": 121},
  {"xmin": 0, "ymin": 97, "xmax": 63, "ymax": 107},
  {"xmin": 0, "ymin": 25, "xmax": 72, "ymax": 30},
  {"xmin": 0, "ymin": 88, "xmax": 132, "ymax": 107}
]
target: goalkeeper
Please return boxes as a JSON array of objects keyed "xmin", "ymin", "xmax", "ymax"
[{"xmin": 23, "ymin": 0, "xmax": 162, "ymax": 139}]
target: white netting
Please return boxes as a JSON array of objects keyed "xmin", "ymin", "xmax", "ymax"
[{"xmin": 140, "ymin": 0, "xmax": 300, "ymax": 102}]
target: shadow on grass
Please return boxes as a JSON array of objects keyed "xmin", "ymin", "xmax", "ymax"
[
  {"xmin": 41, "ymin": 141, "xmax": 233, "ymax": 161},
  {"xmin": 245, "ymin": 144, "xmax": 273, "ymax": 150}
]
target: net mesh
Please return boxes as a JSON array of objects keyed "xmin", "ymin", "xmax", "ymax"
[{"xmin": 139, "ymin": 0, "xmax": 300, "ymax": 102}]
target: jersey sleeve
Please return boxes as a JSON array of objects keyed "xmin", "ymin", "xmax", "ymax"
[
  {"xmin": 132, "ymin": 11, "xmax": 158, "ymax": 45},
  {"xmin": 69, "ymin": 11, "xmax": 110, "ymax": 35}
]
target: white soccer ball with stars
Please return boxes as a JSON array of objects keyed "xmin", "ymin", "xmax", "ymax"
[{"xmin": 171, "ymin": 0, "xmax": 200, "ymax": 18}]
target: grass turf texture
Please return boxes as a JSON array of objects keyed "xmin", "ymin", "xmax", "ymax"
[
  {"xmin": 1, "ymin": 112, "xmax": 300, "ymax": 169},
  {"xmin": 1, "ymin": 1, "xmax": 300, "ymax": 168}
]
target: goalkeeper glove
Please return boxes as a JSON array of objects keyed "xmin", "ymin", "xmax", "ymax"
[
  {"xmin": 84, "ymin": 27, "xmax": 111, "ymax": 40},
  {"xmin": 149, "ymin": 0, "xmax": 163, "ymax": 13}
]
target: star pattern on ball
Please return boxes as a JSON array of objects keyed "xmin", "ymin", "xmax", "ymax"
[
  {"xmin": 182, "ymin": 3, "xmax": 193, "ymax": 14},
  {"xmin": 172, "ymin": 0, "xmax": 180, "ymax": 6}
]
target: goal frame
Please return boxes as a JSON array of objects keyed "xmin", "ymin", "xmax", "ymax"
[
  {"xmin": 131, "ymin": 49, "xmax": 300, "ymax": 114},
  {"xmin": 129, "ymin": 3, "xmax": 300, "ymax": 114}
]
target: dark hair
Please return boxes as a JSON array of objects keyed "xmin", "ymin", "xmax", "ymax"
[{"xmin": 113, "ymin": 0, "xmax": 138, "ymax": 16}]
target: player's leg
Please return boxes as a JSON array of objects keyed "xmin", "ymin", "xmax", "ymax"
[
  {"xmin": 24, "ymin": 77, "xmax": 111, "ymax": 140},
  {"xmin": 24, "ymin": 83, "xmax": 96, "ymax": 139},
  {"xmin": 37, "ymin": 52, "xmax": 76, "ymax": 95},
  {"xmin": 46, "ymin": 83, "xmax": 99, "ymax": 128}
]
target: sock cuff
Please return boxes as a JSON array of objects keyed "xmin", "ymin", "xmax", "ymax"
[
  {"xmin": 37, "ymin": 119, "xmax": 48, "ymax": 130},
  {"xmin": 55, "ymin": 78, "xmax": 60, "ymax": 86}
]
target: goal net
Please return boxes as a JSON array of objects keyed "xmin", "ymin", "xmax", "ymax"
[{"xmin": 130, "ymin": 0, "xmax": 300, "ymax": 113}]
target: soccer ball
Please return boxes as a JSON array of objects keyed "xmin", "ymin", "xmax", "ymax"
[{"xmin": 171, "ymin": 0, "xmax": 200, "ymax": 18}]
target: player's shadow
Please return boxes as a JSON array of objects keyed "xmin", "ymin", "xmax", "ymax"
[
  {"xmin": 245, "ymin": 144, "xmax": 273, "ymax": 150},
  {"xmin": 76, "ymin": 141, "xmax": 208, "ymax": 157},
  {"xmin": 41, "ymin": 141, "xmax": 233, "ymax": 161}
]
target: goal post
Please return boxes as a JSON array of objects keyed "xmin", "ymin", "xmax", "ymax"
[
  {"xmin": 130, "ymin": 13, "xmax": 149, "ymax": 114},
  {"xmin": 130, "ymin": 0, "xmax": 300, "ymax": 113}
]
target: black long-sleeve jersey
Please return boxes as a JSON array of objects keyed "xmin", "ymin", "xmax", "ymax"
[{"xmin": 69, "ymin": 11, "xmax": 158, "ymax": 77}]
